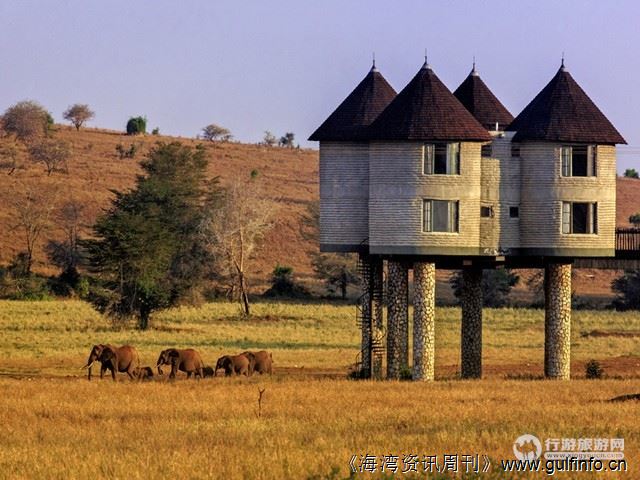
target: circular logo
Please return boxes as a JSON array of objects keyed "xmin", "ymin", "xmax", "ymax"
[{"xmin": 513, "ymin": 434, "xmax": 542, "ymax": 460}]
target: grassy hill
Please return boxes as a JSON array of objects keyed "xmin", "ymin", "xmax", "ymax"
[
  {"xmin": 2, "ymin": 126, "xmax": 640, "ymax": 299},
  {"xmin": 0, "ymin": 126, "xmax": 319, "ymax": 289}
]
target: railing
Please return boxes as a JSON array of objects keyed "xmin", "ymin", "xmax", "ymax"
[{"xmin": 615, "ymin": 227, "xmax": 640, "ymax": 251}]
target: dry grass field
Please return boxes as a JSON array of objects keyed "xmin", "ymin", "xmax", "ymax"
[{"xmin": 0, "ymin": 300, "xmax": 639, "ymax": 478}]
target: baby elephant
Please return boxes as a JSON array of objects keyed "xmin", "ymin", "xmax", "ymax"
[
  {"xmin": 215, "ymin": 354, "xmax": 251, "ymax": 377},
  {"xmin": 135, "ymin": 366, "xmax": 154, "ymax": 381},
  {"xmin": 157, "ymin": 348, "xmax": 205, "ymax": 380},
  {"xmin": 202, "ymin": 366, "xmax": 215, "ymax": 378},
  {"xmin": 242, "ymin": 350, "xmax": 273, "ymax": 375}
]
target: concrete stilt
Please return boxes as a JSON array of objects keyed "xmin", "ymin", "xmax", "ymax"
[
  {"xmin": 413, "ymin": 262, "xmax": 436, "ymax": 381},
  {"xmin": 461, "ymin": 268, "xmax": 483, "ymax": 379},
  {"xmin": 387, "ymin": 260, "xmax": 408, "ymax": 379},
  {"xmin": 544, "ymin": 262, "xmax": 572, "ymax": 379}
]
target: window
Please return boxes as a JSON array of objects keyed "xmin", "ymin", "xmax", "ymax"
[
  {"xmin": 561, "ymin": 145, "xmax": 596, "ymax": 177},
  {"xmin": 511, "ymin": 143, "xmax": 520, "ymax": 159},
  {"xmin": 423, "ymin": 143, "xmax": 460, "ymax": 175},
  {"xmin": 481, "ymin": 143, "xmax": 492, "ymax": 158},
  {"xmin": 562, "ymin": 202, "xmax": 597, "ymax": 234},
  {"xmin": 509, "ymin": 206, "xmax": 519, "ymax": 218},
  {"xmin": 423, "ymin": 200, "xmax": 459, "ymax": 233},
  {"xmin": 480, "ymin": 206, "xmax": 493, "ymax": 218}
]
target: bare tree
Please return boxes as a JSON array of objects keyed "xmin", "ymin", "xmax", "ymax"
[
  {"xmin": 200, "ymin": 178, "xmax": 275, "ymax": 315},
  {"xmin": 63, "ymin": 104, "xmax": 94, "ymax": 131},
  {"xmin": 46, "ymin": 199, "xmax": 86, "ymax": 281},
  {"xmin": 0, "ymin": 141, "xmax": 22, "ymax": 175},
  {"xmin": 9, "ymin": 181, "xmax": 58, "ymax": 275},
  {"xmin": 1, "ymin": 100, "xmax": 51, "ymax": 141},
  {"xmin": 262, "ymin": 131, "xmax": 277, "ymax": 147},
  {"xmin": 28, "ymin": 138, "xmax": 71, "ymax": 175},
  {"xmin": 201, "ymin": 124, "xmax": 232, "ymax": 142}
]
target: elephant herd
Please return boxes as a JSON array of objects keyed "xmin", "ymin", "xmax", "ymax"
[{"xmin": 83, "ymin": 344, "xmax": 273, "ymax": 381}]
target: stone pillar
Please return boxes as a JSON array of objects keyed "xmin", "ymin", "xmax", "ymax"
[
  {"xmin": 544, "ymin": 262, "xmax": 572, "ymax": 380},
  {"xmin": 359, "ymin": 257, "xmax": 372, "ymax": 377},
  {"xmin": 461, "ymin": 268, "xmax": 483, "ymax": 379},
  {"xmin": 413, "ymin": 262, "xmax": 436, "ymax": 381},
  {"xmin": 387, "ymin": 260, "xmax": 409, "ymax": 379},
  {"xmin": 370, "ymin": 258, "xmax": 385, "ymax": 380}
]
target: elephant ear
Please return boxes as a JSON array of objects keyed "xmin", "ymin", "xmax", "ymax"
[
  {"xmin": 168, "ymin": 349, "xmax": 180, "ymax": 359},
  {"xmin": 100, "ymin": 348, "xmax": 115, "ymax": 361}
]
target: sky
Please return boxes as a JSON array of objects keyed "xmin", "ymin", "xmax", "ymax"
[{"xmin": 1, "ymin": 1, "xmax": 639, "ymax": 171}]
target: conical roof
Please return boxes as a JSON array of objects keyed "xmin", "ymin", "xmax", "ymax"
[
  {"xmin": 366, "ymin": 63, "xmax": 491, "ymax": 142},
  {"xmin": 308, "ymin": 65, "xmax": 396, "ymax": 141},
  {"xmin": 507, "ymin": 64, "xmax": 626, "ymax": 144},
  {"xmin": 453, "ymin": 66, "xmax": 513, "ymax": 130}
]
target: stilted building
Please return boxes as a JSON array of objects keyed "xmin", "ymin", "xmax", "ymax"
[{"xmin": 309, "ymin": 59, "xmax": 626, "ymax": 381}]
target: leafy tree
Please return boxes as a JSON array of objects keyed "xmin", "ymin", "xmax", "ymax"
[
  {"xmin": 451, "ymin": 269, "xmax": 519, "ymax": 307},
  {"xmin": 263, "ymin": 264, "xmax": 309, "ymax": 298},
  {"xmin": 263, "ymin": 131, "xmax": 277, "ymax": 147},
  {"xmin": 279, "ymin": 132, "xmax": 295, "ymax": 148},
  {"xmin": 1, "ymin": 100, "xmax": 52, "ymax": 140},
  {"xmin": 612, "ymin": 271, "xmax": 640, "ymax": 310},
  {"xmin": 200, "ymin": 176, "xmax": 275, "ymax": 316},
  {"xmin": 629, "ymin": 213, "xmax": 640, "ymax": 227},
  {"xmin": 126, "ymin": 116, "xmax": 147, "ymax": 135},
  {"xmin": 84, "ymin": 142, "xmax": 215, "ymax": 329},
  {"xmin": 28, "ymin": 138, "xmax": 71, "ymax": 175},
  {"xmin": 624, "ymin": 168, "xmax": 639, "ymax": 179},
  {"xmin": 201, "ymin": 124, "xmax": 232, "ymax": 142},
  {"xmin": 63, "ymin": 104, "xmax": 94, "ymax": 131}
]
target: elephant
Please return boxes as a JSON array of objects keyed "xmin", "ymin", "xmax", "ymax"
[
  {"xmin": 156, "ymin": 348, "xmax": 204, "ymax": 379},
  {"xmin": 135, "ymin": 366, "xmax": 154, "ymax": 381},
  {"xmin": 242, "ymin": 350, "xmax": 273, "ymax": 375},
  {"xmin": 202, "ymin": 366, "xmax": 215, "ymax": 378},
  {"xmin": 214, "ymin": 354, "xmax": 251, "ymax": 377},
  {"xmin": 83, "ymin": 344, "xmax": 140, "ymax": 381}
]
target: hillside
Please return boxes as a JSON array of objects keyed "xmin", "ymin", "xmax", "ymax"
[
  {"xmin": 0, "ymin": 126, "xmax": 318, "ymax": 288},
  {"xmin": 1, "ymin": 126, "xmax": 640, "ymax": 299}
]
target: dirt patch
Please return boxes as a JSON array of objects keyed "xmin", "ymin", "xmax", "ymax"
[{"xmin": 582, "ymin": 329, "xmax": 640, "ymax": 338}]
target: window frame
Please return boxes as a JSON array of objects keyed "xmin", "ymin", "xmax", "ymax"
[
  {"xmin": 423, "ymin": 199, "xmax": 459, "ymax": 233},
  {"xmin": 561, "ymin": 201, "xmax": 598, "ymax": 234},
  {"xmin": 560, "ymin": 145, "xmax": 597, "ymax": 177},
  {"xmin": 423, "ymin": 142, "xmax": 461, "ymax": 175}
]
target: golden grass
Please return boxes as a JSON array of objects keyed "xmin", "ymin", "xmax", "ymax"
[{"xmin": 0, "ymin": 300, "xmax": 639, "ymax": 478}]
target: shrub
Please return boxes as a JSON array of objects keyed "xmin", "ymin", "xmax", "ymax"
[
  {"xmin": 585, "ymin": 359, "xmax": 604, "ymax": 379},
  {"xmin": 624, "ymin": 168, "xmax": 639, "ymax": 179},
  {"xmin": 115, "ymin": 143, "xmax": 138, "ymax": 159},
  {"xmin": 263, "ymin": 264, "xmax": 310, "ymax": 298},
  {"xmin": 151, "ymin": 127, "xmax": 160, "ymax": 135},
  {"xmin": 250, "ymin": 169, "xmax": 259, "ymax": 179},
  {"xmin": 2, "ymin": 100, "xmax": 52, "ymax": 140},
  {"xmin": 629, "ymin": 213, "xmax": 640, "ymax": 227},
  {"xmin": 611, "ymin": 270, "xmax": 640, "ymax": 310},
  {"xmin": 126, "ymin": 116, "xmax": 147, "ymax": 135},
  {"xmin": 451, "ymin": 269, "xmax": 519, "ymax": 307}
]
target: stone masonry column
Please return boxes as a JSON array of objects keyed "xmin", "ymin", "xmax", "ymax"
[
  {"xmin": 387, "ymin": 260, "xmax": 409, "ymax": 379},
  {"xmin": 461, "ymin": 268, "xmax": 483, "ymax": 379},
  {"xmin": 359, "ymin": 254, "xmax": 372, "ymax": 377},
  {"xmin": 544, "ymin": 262, "xmax": 572, "ymax": 380},
  {"xmin": 413, "ymin": 262, "xmax": 436, "ymax": 381},
  {"xmin": 370, "ymin": 258, "xmax": 385, "ymax": 380}
]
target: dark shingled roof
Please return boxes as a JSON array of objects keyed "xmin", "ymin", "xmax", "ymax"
[
  {"xmin": 453, "ymin": 66, "xmax": 514, "ymax": 130},
  {"xmin": 308, "ymin": 65, "xmax": 396, "ymax": 141},
  {"xmin": 507, "ymin": 65, "xmax": 626, "ymax": 144},
  {"xmin": 366, "ymin": 63, "xmax": 491, "ymax": 142}
]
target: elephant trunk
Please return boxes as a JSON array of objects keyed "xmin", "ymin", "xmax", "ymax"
[{"xmin": 157, "ymin": 364, "xmax": 163, "ymax": 376}]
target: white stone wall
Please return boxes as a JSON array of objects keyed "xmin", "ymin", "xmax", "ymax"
[
  {"xmin": 519, "ymin": 142, "xmax": 616, "ymax": 254},
  {"xmin": 319, "ymin": 141, "xmax": 369, "ymax": 250},
  {"xmin": 369, "ymin": 141, "xmax": 483, "ymax": 254}
]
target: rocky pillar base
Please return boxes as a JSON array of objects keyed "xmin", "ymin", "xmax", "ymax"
[
  {"xmin": 544, "ymin": 262, "xmax": 572, "ymax": 380},
  {"xmin": 387, "ymin": 260, "xmax": 408, "ymax": 379},
  {"xmin": 413, "ymin": 262, "xmax": 436, "ymax": 381},
  {"xmin": 461, "ymin": 268, "xmax": 483, "ymax": 379}
]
